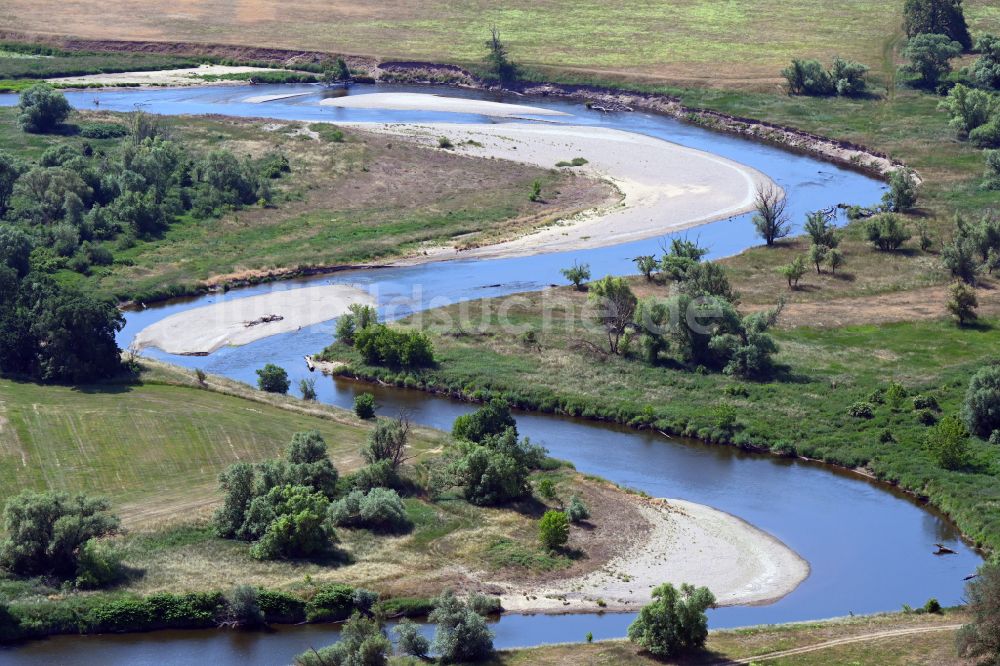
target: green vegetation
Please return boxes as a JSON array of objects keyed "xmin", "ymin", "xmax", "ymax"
[
  {"xmin": 903, "ymin": 0, "xmax": 973, "ymax": 50},
  {"xmin": 429, "ymin": 590, "xmax": 495, "ymax": 663},
  {"xmin": 627, "ymin": 583, "xmax": 716, "ymax": 658},
  {"xmin": 256, "ymin": 364, "xmax": 290, "ymax": 394},
  {"xmin": 963, "ymin": 363, "xmax": 1000, "ymax": 437},
  {"xmin": 781, "ymin": 57, "xmax": 869, "ymax": 97},
  {"xmin": 958, "ymin": 560, "xmax": 1000, "ymax": 663},
  {"xmin": 560, "ymin": 261, "xmax": 590, "ymax": 290},
  {"xmin": 0, "ymin": 42, "xmax": 212, "ymax": 81},
  {"xmin": 538, "ymin": 510, "xmax": 569, "ymax": 550},
  {"xmin": 16, "ymin": 83, "xmax": 70, "ymax": 132},
  {"xmin": 354, "ymin": 392, "xmax": 377, "ymax": 419},
  {"xmin": 902, "ymin": 33, "xmax": 964, "ymax": 88}
]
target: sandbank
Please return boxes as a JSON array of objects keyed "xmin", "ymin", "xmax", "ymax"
[{"xmin": 320, "ymin": 92, "xmax": 569, "ymax": 118}]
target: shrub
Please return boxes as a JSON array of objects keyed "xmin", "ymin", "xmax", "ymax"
[
  {"xmin": 634, "ymin": 255, "xmax": 657, "ymax": 280},
  {"xmin": 438, "ymin": 136, "xmax": 453, "ymax": 149},
  {"xmin": 305, "ymin": 583, "xmax": 356, "ymax": 622},
  {"xmin": 938, "ymin": 84, "xmax": 997, "ymax": 135},
  {"xmin": 355, "ymin": 324, "xmax": 434, "ymax": 369},
  {"xmin": 848, "ymin": 401, "xmax": 876, "ymax": 419},
  {"xmin": 362, "ymin": 416, "xmax": 409, "ymax": 468},
  {"xmin": 560, "ymin": 261, "xmax": 591, "ymax": 290},
  {"xmin": 538, "ymin": 510, "xmax": 570, "ymax": 550},
  {"xmin": 917, "ymin": 409, "xmax": 939, "ymax": 426},
  {"xmin": 226, "ymin": 585, "xmax": 265, "ymax": 627},
  {"xmin": 452, "ymin": 398, "xmax": 517, "ymax": 443},
  {"xmin": 627, "ymin": 583, "xmax": 716, "ymax": 658},
  {"xmin": 529, "ymin": 179, "xmax": 542, "ymax": 202},
  {"xmin": 429, "ymin": 590, "xmax": 495, "ymax": 664},
  {"xmin": 963, "ymin": 364, "xmax": 1000, "ymax": 438},
  {"xmin": 948, "ymin": 282, "xmax": 979, "ymax": 325},
  {"xmin": 74, "ymin": 538, "xmax": 125, "ymax": 589},
  {"xmin": 257, "ymin": 589, "xmax": 305, "ymax": 623},
  {"xmin": 567, "ymin": 495, "xmax": 590, "ymax": 523},
  {"xmin": 395, "ymin": 618, "xmax": 431, "ymax": 658},
  {"xmin": 779, "ymin": 256, "xmax": 806, "ymax": 288},
  {"xmin": 354, "ymin": 392, "xmax": 376, "ymax": 419},
  {"xmin": 923, "ymin": 597, "xmax": 942, "ymax": 614},
  {"xmin": 974, "ymin": 34, "xmax": 1000, "ymax": 89},
  {"xmin": 782, "ymin": 59, "xmax": 834, "ymax": 95},
  {"xmin": 17, "ymin": 83, "xmax": 71, "ymax": 133},
  {"xmin": 294, "ymin": 612, "xmax": 390, "ymax": 666},
  {"xmin": 351, "ymin": 460, "xmax": 399, "ymax": 492},
  {"xmin": 0, "ymin": 491, "xmax": 120, "ymax": 579},
  {"xmin": 245, "ymin": 485, "xmax": 334, "ymax": 560},
  {"xmin": 927, "ymin": 415, "xmax": 969, "ymax": 470},
  {"xmin": 970, "ymin": 117, "xmax": 1000, "ymax": 149},
  {"xmin": 865, "ymin": 214, "xmax": 911, "ymax": 250},
  {"xmin": 256, "ymin": 364, "xmax": 290, "ymax": 394},
  {"xmin": 984, "ymin": 150, "xmax": 1000, "ymax": 190},
  {"xmin": 258, "ymin": 152, "xmax": 291, "ymax": 179},
  {"xmin": 536, "ymin": 478, "xmax": 556, "ymax": 500},
  {"xmin": 913, "ymin": 394, "xmax": 940, "ymax": 411},
  {"xmin": 451, "ymin": 429, "xmax": 545, "ymax": 506},
  {"xmin": 78, "ymin": 122, "xmax": 129, "ymax": 139},
  {"xmin": 299, "ymin": 377, "xmax": 317, "ymax": 401}
]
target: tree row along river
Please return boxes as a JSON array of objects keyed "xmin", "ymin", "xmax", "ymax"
[{"xmin": 0, "ymin": 83, "xmax": 982, "ymax": 665}]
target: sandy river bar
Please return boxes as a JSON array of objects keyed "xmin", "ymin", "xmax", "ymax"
[
  {"xmin": 133, "ymin": 284, "xmax": 374, "ymax": 355},
  {"xmin": 497, "ymin": 498, "xmax": 809, "ymax": 613},
  {"xmin": 321, "ymin": 92, "xmax": 569, "ymax": 118}
]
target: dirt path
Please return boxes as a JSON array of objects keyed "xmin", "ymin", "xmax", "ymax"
[{"xmin": 723, "ymin": 623, "xmax": 963, "ymax": 664}]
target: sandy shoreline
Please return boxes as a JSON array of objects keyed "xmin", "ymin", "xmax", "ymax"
[
  {"xmin": 133, "ymin": 284, "xmax": 373, "ymax": 355},
  {"xmin": 47, "ymin": 64, "xmax": 293, "ymax": 87},
  {"xmin": 496, "ymin": 498, "xmax": 809, "ymax": 614},
  {"xmin": 339, "ymin": 111, "xmax": 770, "ymax": 259},
  {"xmin": 321, "ymin": 92, "xmax": 568, "ymax": 118}
]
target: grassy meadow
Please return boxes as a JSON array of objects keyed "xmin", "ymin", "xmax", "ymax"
[
  {"xmin": 492, "ymin": 609, "xmax": 968, "ymax": 665},
  {"xmin": 0, "ymin": 0, "xmax": 996, "ymax": 86}
]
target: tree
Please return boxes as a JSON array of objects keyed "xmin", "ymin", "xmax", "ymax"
[
  {"xmin": 804, "ymin": 211, "xmax": 839, "ymax": 247},
  {"xmin": 902, "ymin": 33, "xmax": 963, "ymax": 88},
  {"xmin": 830, "ymin": 56, "xmax": 870, "ymax": 96},
  {"xmin": 947, "ymin": 282, "xmax": 978, "ymax": 325},
  {"xmin": 483, "ymin": 25, "xmax": 517, "ymax": 84},
  {"xmin": 299, "ymin": 377, "xmax": 317, "ymax": 401},
  {"xmin": 354, "ymin": 392, "xmax": 376, "ymax": 419},
  {"xmin": 453, "ymin": 398, "xmax": 517, "ymax": 443},
  {"xmin": 538, "ymin": 510, "xmax": 570, "ymax": 550},
  {"xmin": 943, "ymin": 215, "xmax": 982, "ymax": 284},
  {"xmin": 395, "ymin": 619, "xmax": 431, "ymax": 658},
  {"xmin": 903, "ymin": 0, "xmax": 972, "ymax": 51},
  {"xmin": 883, "ymin": 168, "xmax": 919, "ymax": 212},
  {"xmin": 808, "ymin": 244, "xmax": 829, "ymax": 273},
  {"xmin": 634, "ymin": 255, "xmax": 657, "ymax": 280},
  {"xmin": 256, "ymin": 364, "xmax": 290, "ymax": 394},
  {"xmin": 985, "ymin": 150, "xmax": 1000, "ymax": 190},
  {"xmin": 286, "ymin": 431, "xmax": 339, "ymax": 498},
  {"xmin": 627, "ymin": 583, "xmax": 717, "ymax": 658},
  {"xmin": 362, "ymin": 415, "xmax": 410, "ymax": 468},
  {"xmin": 328, "ymin": 488, "xmax": 410, "ymax": 531},
  {"xmin": 957, "ymin": 561, "xmax": 1000, "ymax": 664},
  {"xmin": 963, "ymin": 364, "xmax": 1000, "ymax": 438},
  {"xmin": 0, "ymin": 226, "xmax": 32, "ymax": 278},
  {"xmin": 0, "ymin": 491, "xmax": 120, "ymax": 579},
  {"xmin": 17, "ymin": 83, "xmax": 71, "ymax": 133},
  {"xmin": 660, "ymin": 237, "xmax": 708, "ymax": 280},
  {"xmin": 560, "ymin": 261, "xmax": 591, "ymax": 290},
  {"xmin": 226, "ymin": 585, "xmax": 265, "ymax": 627},
  {"xmin": 680, "ymin": 261, "xmax": 740, "ymax": 303},
  {"xmin": 974, "ymin": 34, "xmax": 1000, "ymax": 89},
  {"xmin": 451, "ymin": 428, "xmax": 545, "ymax": 506},
  {"xmin": 927, "ymin": 415, "xmax": 969, "ymax": 470},
  {"xmin": 781, "ymin": 59, "xmax": 834, "ymax": 95},
  {"xmin": 588, "ymin": 275, "xmax": 637, "ymax": 354},
  {"xmin": 827, "ymin": 248, "xmax": 846, "ymax": 274},
  {"xmin": 0, "ymin": 150, "xmax": 24, "ymax": 217},
  {"xmin": 865, "ymin": 214, "xmax": 912, "ymax": 251},
  {"xmin": 429, "ymin": 590, "xmax": 495, "ymax": 664},
  {"xmin": 779, "ymin": 256, "xmax": 806, "ymax": 289},
  {"xmin": 752, "ymin": 182, "xmax": 790, "ymax": 246},
  {"xmin": 938, "ymin": 84, "xmax": 998, "ymax": 135}
]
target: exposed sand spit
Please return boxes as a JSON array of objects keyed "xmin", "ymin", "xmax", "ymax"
[
  {"xmin": 320, "ymin": 92, "xmax": 569, "ymax": 118},
  {"xmin": 133, "ymin": 284, "xmax": 374, "ymax": 355},
  {"xmin": 341, "ymin": 119, "xmax": 772, "ymax": 259},
  {"xmin": 496, "ymin": 498, "xmax": 809, "ymax": 613},
  {"xmin": 47, "ymin": 64, "xmax": 292, "ymax": 87}
]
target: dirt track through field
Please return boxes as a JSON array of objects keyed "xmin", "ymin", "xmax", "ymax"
[{"xmin": 722, "ymin": 623, "xmax": 963, "ymax": 664}]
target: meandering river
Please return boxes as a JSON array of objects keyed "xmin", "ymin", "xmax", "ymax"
[{"xmin": 0, "ymin": 83, "xmax": 981, "ymax": 664}]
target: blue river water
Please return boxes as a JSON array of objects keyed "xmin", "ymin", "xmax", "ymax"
[{"xmin": 0, "ymin": 83, "xmax": 981, "ymax": 665}]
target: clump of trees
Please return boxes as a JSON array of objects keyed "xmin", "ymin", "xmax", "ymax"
[
  {"xmin": 902, "ymin": 33, "xmax": 963, "ymax": 88},
  {"xmin": 294, "ymin": 612, "xmax": 391, "ymax": 666},
  {"xmin": 214, "ymin": 431, "xmax": 339, "ymax": 560},
  {"xmin": 0, "ymin": 491, "xmax": 121, "ymax": 584},
  {"xmin": 627, "ymin": 582, "xmax": 716, "ymax": 658},
  {"xmin": 903, "ymin": 0, "xmax": 972, "ymax": 51},
  {"xmin": 355, "ymin": 324, "xmax": 434, "ymax": 370},
  {"xmin": 335, "ymin": 303, "xmax": 378, "ymax": 346},
  {"xmin": 974, "ymin": 34, "xmax": 1000, "ymax": 90},
  {"xmin": 942, "ymin": 214, "xmax": 1000, "ymax": 284},
  {"xmin": 963, "ymin": 363, "xmax": 1000, "ymax": 438},
  {"xmin": 448, "ymin": 400, "xmax": 546, "ymax": 505},
  {"xmin": 957, "ymin": 561, "xmax": 1000, "ymax": 663},
  {"xmin": 782, "ymin": 57, "xmax": 869, "ymax": 97},
  {"xmin": 328, "ymin": 487, "xmax": 410, "ymax": 532}
]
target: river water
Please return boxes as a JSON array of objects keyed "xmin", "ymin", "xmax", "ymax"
[{"xmin": 0, "ymin": 83, "xmax": 981, "ymax": 665}]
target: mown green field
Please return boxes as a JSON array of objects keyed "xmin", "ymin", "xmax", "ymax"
[
  {"xmin": 1, "ymin": 0, "xmax": 997, "ymax": 86},
  {"xmin": 0, "ymin": 363, "xmax": 444, "ymax": 523}
]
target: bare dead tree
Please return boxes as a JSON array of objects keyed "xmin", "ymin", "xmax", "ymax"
[{"xmin": 752, "ymin": 182, "xmax": 791, "ymax": 246}]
